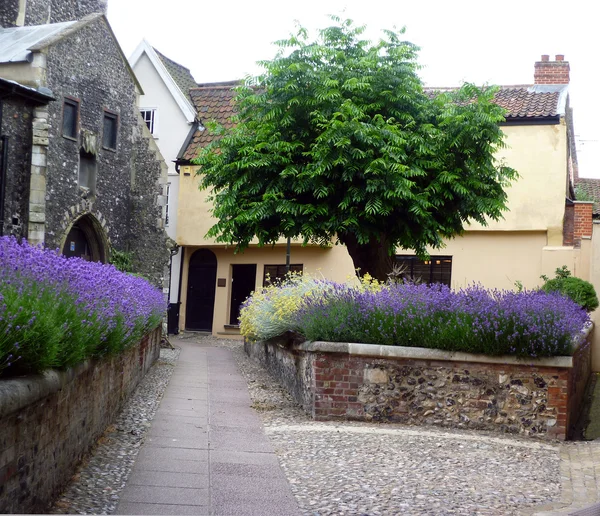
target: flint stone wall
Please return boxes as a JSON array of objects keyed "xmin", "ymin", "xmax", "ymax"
[
  {"xmin": 245, "ymin": 328, "xmax": 592, "ymax": 441},
  {"xmin": 0, "ymin": 326, "xmax": 161, "ymax": 514}
]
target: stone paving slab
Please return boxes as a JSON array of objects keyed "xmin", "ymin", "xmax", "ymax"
[
  {"xmin": 125, "ymin": 470, "xmax": 209, "ymax": 489},
  {"xmin": 115, "ymin": 340, "xmax": 300, "ymax": 516},
  {"xmin": 116, "ymin": 502, "xmax": 208, "ymax": 515}
]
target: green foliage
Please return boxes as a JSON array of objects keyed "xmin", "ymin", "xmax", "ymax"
[
  {"xmin": 110, "ymin": 248, "xmax": 135, "ymax": 273},
  {"xmin": 194, "ymin": 17, "xmax": 517, "ymax": 278},
  {"xmin": 541, "ymin": 266, "xmax": 598, "ymax": 312},
  {"xmin": 575, "ymin": 186, "xmax": 595, "ymax": 203}
]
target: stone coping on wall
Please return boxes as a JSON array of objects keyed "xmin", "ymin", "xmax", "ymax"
[
  {"xmin": 293, "ymin": 322, "xmax": 593, "ymax": 369},
  {"xmin": 0, "ymin": 329, "xmax": 162, "ymax": 418},
  {"xmin": 0, "ymin": 361, "xmax": 91, "ymax": 418}
]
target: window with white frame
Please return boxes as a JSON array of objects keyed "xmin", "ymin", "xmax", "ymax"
[
  {"xmin": 140, "ymin": 108, "xmax": 158, "ymax": 135},
  {"xmin": 165, "ymin": 182, "xmax": 170, "ymax": 226}
]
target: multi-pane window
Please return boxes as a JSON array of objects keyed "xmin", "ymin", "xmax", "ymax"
[
  {"xmin": 140, "ymin": 108, "xmax": 157, "ymax": 135},
  {"xmin": 102, "ymin": 110, "xmax": 118, "ymax": 150},
  {"xmin": 263, "ymin": 264, "xmax": 303, "ymax": 286},
  {"xmin": 62, "ymin": 98, "xmax": 79, "ymax": 139},
  {"xmin": 395, "ymin": 255, "xmax": 452, "ymax": 287}
]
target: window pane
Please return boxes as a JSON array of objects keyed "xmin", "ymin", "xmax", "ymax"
[
  {"xmin": 103, "ymin": 113, "xmax": 118, "ymax": 149},
  {"xmin": 263, "ymin": 264, "xmax": 303, "ymax": 286},
  {"xmin": 395, "ymin": 255, "xmax": 452, "ymax": 287},
  {"xmin": 140, "ymin": 109, "xmax": 155, "ymax": 133},
  {"xmin": 63, "ymin": 100, "xmax": 78, "ymax": 138}
]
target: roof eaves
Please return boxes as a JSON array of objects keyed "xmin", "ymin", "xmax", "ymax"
[
  {"xmin": 176, "ymin": 122, "xmax": 202, "ymax": 162},
  {"xmin": 129, "ymin": 40, "xmax": 195, "ymax": 123},
  {"xmin": 0, "ymin": 77, "xmax": 54, "ymax": 104}
]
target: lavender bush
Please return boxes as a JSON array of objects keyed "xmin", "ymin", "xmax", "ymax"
[
  {"xmin": 0, "ymin": 236, "xmax": 165, "ymax": 377},
  {"xmin": 291, "ymin": 282, "xmax": 589, "ymax": 358}
]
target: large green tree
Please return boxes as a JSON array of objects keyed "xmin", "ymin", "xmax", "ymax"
[{"xmin": 194, "ymin": 18, "xmax": 517, "ymax": 280}]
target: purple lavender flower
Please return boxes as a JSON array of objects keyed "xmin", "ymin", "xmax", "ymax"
[
  {"xmin": 0, "ymin": 236, "xmax": 165, "ymax": 375},
  {"xmin": 296, "ymin": 282, "xmax": 589, "ymax": 358}
]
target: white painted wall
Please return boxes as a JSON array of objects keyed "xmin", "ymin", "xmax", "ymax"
[{"xmin": 132, "ymin": 51, "xmax": 192, "ymax": 304}]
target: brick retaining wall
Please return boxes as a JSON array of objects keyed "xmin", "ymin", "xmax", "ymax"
[
  {"xmin": 245, "ymin": 327, "xmax": 592, "ymax": 441},
  {"xmin": 0, "ymin": 327, "xmax": 161, "ymax": 514}
]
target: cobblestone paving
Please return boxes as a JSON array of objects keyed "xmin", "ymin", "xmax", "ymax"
[{"xmin": 217, "ymin": 336, "xmax": 600, "ymax": 516}]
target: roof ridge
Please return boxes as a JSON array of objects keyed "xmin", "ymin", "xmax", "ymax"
[
  {"xmin": 152, "ymin": 47, "xmax": 192, "ymax": 73},
  {"xmin": 193, "ymin": 80, "xmax": 240, "ymax": 89}
]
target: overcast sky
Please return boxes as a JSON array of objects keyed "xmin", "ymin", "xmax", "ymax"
[{"xmin": 107, "ymin": 0, "xmax": 598, "ymax": 177}]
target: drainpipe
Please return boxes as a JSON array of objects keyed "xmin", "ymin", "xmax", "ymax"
[
  {"xmin": 286, "ymin": 237, "xmax": 291, "ymax": 273},
  {"xmin": 0, "ymin": 99, "xmax": 8, "ymax": 237}
]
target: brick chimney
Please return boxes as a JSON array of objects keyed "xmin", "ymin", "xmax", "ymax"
[
  {"xmin": 534, "ymin": 54, "xmax": 570, "ymax": 84},
  {"xmin": 572, "ymin": 201, "xmax": 593, "ymax": 248}
]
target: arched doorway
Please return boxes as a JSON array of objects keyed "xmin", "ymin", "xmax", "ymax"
[
  {"xmin": 186, "ymin": 249, "xmax": 217, "ymax": 331},
  {"xmin": 62, "ymin": 214, "xmax": 107, "ymax": 263}
]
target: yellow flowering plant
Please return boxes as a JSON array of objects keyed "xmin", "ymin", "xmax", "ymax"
[{"xmin": 240, "ymin": 273, "xmax": 338, "ymax": 341}]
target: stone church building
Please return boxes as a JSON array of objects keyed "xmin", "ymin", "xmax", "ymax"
[{"xmin": 0, "ymin": 0, "xmax": 171, "ymax": 287}]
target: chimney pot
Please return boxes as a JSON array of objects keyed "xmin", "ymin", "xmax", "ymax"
[{"xmin": 534, "ymin": 54, "xmax": 569, "ymax": 84}]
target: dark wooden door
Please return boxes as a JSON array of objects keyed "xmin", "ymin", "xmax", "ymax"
[
  {"xmin": 229, "ymin": 264, "xmax": 257, "ymax": 325},
  {"xmin": 186, "ymin": 249, "xmax": 217, "ymax": 331}
]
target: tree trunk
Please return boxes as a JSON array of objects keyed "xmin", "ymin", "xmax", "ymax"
[{"xmin": 338, "ymin": 232, "xmax": 395, "ymax": 282}]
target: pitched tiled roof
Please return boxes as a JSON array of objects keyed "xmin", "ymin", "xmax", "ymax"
[
  {"xmin": 425, "ymin": 85, "xmax": 565, "ymax": 119},
  {"xmin": 154, "ymin": 48, "xmax": 197, "ymax": 101},
  {"xmin": 180, "ymin": 82, "xmax": 238, "ymax": 162},
  {"xmin": 493, "ymin": 87, "xmax": 562, "ymax": 118},
  {"xmin": 575, "ymin": 179, "xmax": 600, "ymax": 216},
  {"xmin": 179, "ymin": 83, "xmax": 566, "ymax": 163}
]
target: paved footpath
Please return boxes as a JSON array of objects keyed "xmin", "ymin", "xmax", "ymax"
[{"xmin": 115, "ymin": 339, "xmax": 300, "ymax": 516}]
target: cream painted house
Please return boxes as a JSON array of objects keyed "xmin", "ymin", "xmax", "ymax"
[
  {"xmin": 174, "ymin": 55, "xmax": 593, "ymax": 345},
  {"xmin": 129, "ymin": 41, "xmax": 200, "ymax": 332}
]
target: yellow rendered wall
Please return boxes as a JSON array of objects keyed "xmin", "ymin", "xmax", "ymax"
[
  {"xmin": 468, "ymin": 123, "xmax": 568, "ymax": 245},
  {"xmin": 178, "ymin": 243, "xmax": 356, "ymax": 333},
  {"xmin": 179, "ymin": 231, "xmax": 586, "ymax": 336},
  {"xmin": 435, "ymin": 231, "xmax": 578, "ymax": 291},
  {"xmin": 177, "ymin": 122, "xmax": 568, "ymax": 248}
]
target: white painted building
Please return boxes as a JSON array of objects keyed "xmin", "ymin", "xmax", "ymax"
[{"xmin": 129, "ymin": 40, "xmax": 199, "ymax": 332}]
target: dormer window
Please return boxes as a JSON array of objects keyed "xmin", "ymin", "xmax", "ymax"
[
  {"xmin": 102, "ymin": 110, "xmax": 118, "ymax": 151},
  {"xmin": 62, "ymin": 97, "xmax": 79, "ymax": 139}
]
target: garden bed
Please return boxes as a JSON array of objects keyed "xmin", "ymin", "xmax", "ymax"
[
  {"xmin": 245, "ymin": 324, "xmax": 593, "ymax": 440},
  {"xmin": 0, "ymin": 326, "xmax": 161, "ymax": 514}
]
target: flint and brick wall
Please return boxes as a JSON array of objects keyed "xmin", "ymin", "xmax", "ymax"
[
  {"xmin": 0, "ymin": 327, "xmax": 161, "ymax": 514},
  {"xmin": 246, "ymin": 329, "xmax": 592, "ymax": 441}
]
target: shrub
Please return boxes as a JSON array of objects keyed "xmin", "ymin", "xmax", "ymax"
[
  {"xmin": 541, "ymin": 266, "xmax": 599, "ymax": 312},
  {"xmin": 0, "ymin": 236, "xmax": 165, "ymax": 377},
  {"xmin": 241, "ymin": 275, "xmax": 590, "ymax": 358},
  {"xmin": 239, "ymin": 273, "xmax": 341, "ymax": 341}
]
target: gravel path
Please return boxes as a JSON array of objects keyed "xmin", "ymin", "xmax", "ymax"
[{"xmin": 49, "ymin": 347, "xmax": 180, "ymax": 515}]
